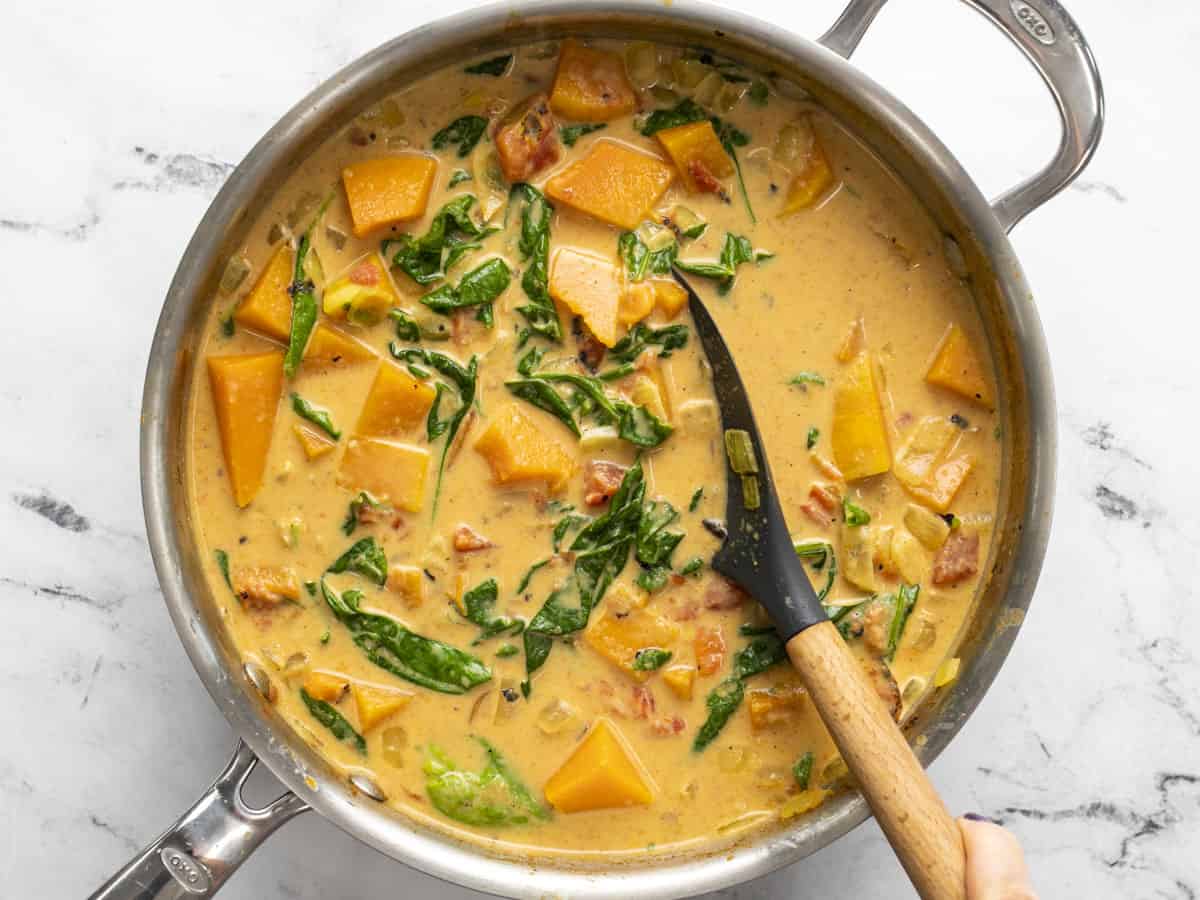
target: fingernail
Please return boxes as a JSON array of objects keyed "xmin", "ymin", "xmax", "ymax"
[{"xmin": 963, "ymin": 812, "xmax": 999, "ymax": 824}]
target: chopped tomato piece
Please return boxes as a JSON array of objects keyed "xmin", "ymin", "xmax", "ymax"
[{"xmin": 494, "ymin": 94, "xmax": 562, "ymax": 183}]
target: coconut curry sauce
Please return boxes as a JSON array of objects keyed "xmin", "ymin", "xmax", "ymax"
[{"xmin": 186, "ymin": 39, "xmax": 1000, "ymax": 858}]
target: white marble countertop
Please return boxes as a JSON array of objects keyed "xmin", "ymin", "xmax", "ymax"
[{"xmin": 2, "ymin": 1, "xmax": 1195, "ymax": 897}]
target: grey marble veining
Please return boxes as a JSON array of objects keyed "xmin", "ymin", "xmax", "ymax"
[{"xmin": 1, "ymin": 1, "xmax": 1196, "ymax": 897}]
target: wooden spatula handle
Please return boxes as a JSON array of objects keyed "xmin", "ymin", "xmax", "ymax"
[{"xmin": 787, "ymin": 620, "xmax": 966, "ymax": 900}]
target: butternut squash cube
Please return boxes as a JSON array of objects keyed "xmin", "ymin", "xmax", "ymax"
[
  {"xmin": 352, "ymin": 683, "xmax": 413, "ymax": 732},
  {"xmin": 661, "ymin": 665, "xmax": 695, "ymax": 701},
  {"xmin": 778, "ymin": 116, "xmax": 835, "ymax": 215},
  {"xmin": 473, "ymin": 403, "xmax": 576, "ymax": 492},
  {"xmin": 831, "ymin": 353, "xmax": 891, "ymax": 481},
  {"xmin": 925, "ymin": 324, "xmax": 994, "ymax": 409},
  {"xmin": 584, "ymin": 605, "xmax": 679, "ymax": 682},
  {"xmin": 386, "ymin": 564, "xmax": 424, "ymax": 608},
  {"xmin": 303, "ymin": 670, "xmax": 349, "ymax": 703},
  {"xmin": 894, "ymin": 417, "xmax": 975, "ymax": 512},
  {"xmin": 619, "ymin": 282, "xmax": 656, "ymax": 328},
  {"xmin": 342, "ymin": 155, "xmax": 438, "ymax": 237},
  {"xmin": 549, "ymin": 39, "xmax": 637, "ymax": 123},
  {"xmin": 544, "ymin": 718, "xmax": 653, "ymax": 813},
  {"xmin": 303, "ymin": 323, "xmax": 376, "ymax": 369},
  {"xmin": 322, "ymin": 253, "xmax": 399, "ymax": 326},
  {"xmin": 233, "ymin": 245, "xmax": 293, "ymax": 342},
  {"xmin": 748, "ymin": 683, "xmax": 810, "ymax": 731},
  {"xmin": 336, "ymin": 437, "xmax": 429, "ymax": 512},
  {"xmin": 355, "ymin": 362, "xmax": 437, "ymax": 438},
  {"xmin": 293, "ymin": 424, "xmax": 336, "ymax": 461},
  {"xmin": 207, "ymin": 352, "xmax": 284, "ymax": 507},
  {"xmin": 655, "ymin": 121, "xmax": 735, "ymax": 193},
  {"xmin": 546, "ymin": 141, "xmax": 675, "ymax": 231},
  {"xmin": 550, "ymin": 248, "xmax": 622, "ymax": 347},
  {"xmin": 652, "ymin": 279, "xmax": 688, "ymax": 319}
]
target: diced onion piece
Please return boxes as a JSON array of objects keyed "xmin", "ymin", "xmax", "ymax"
[
  {"xmin": 381, "ymin": 726, "xmax": 407, "ymax": 767},
  {"xmin": 624, "ymin": 41, "xmax": 660, "ymax": 89},
  {"xmin": 904, "ymin": 503, "xmax": 951, "ymax": 549},
  {"xmin": 536, "ymin": 698, "xmax": 579, "ymax": 735},
  {"xmin": 714, "ymin": 81, "xmax": 747, "ymax": 114},
  {"xmin": 219, "ymin": 256, "xmax": 251, "ymax": 295},
  {"xmin": 671, "ymin": 58, "xmax": 709, "ymax": 89},
  {"xmin": 692, "ymin": 71, "xmax": 724, "ymax": 107}
]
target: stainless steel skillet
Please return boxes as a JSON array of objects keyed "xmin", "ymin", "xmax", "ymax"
[{"xmin": 96, "ymin": 1, "xmax": 1102, "ymax": 897}]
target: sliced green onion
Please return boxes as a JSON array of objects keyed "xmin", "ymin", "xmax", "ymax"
[
  {"xmin": 741, "ymin": 474, "xmax": 761, "ymax": 510},
  {"xmin": 724, "ymin": 428, "xmax": 758, "ymax": 475}
]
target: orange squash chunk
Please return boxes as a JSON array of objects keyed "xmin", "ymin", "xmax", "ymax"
[
  {"xmin": 549, "ymin": 39, "xmax": 637, "ymax": 123},
  {"xmin": 386, "ymin": 564, "xmax": 424, "ymax": 608},
  {"xmin": 341, "ymin": 156, "xmax": 438, "ymax": 237},
  {"xmin": 545, "ymin": 141, "xmax": 675, "ymax": 231},
  {"xmin": 831, "ymin": 353, "xmax": 891, "ymax": 481},
  {"xmin": 661, "ymin": 665, "xmax": 696, "ymax": 700},
  {"xmin": 655, "ymin": 121, "xmax": 735, "ymax": 193},
  {"xmin": 748, "ymin": 683, "xmax": 811, "ymax": 731},
  {"xmin": 925, "ymin": 324, "xmax": 994, "ymax": 409},
  {"xmin": 355, "ymin": 362, "xmax": 437, "ymax": 437},
  {"xmin": 303, "ymin": 670, "xmax": 349, "ymax": 704},
  {"xmin": 292, "ymin": 424, "xmax": 335, "ymax": 461},
  {"xmin": 351, "ymin": 683, "xmax": 413, "ymax": 731},
  {"xmin": 779, "ymin": 117, "xmax": 836, "ymax": 215},
  {"xmin": 619, "ymin": 282, "xmax": 656, "ymax": 328},
  {"xmin": 207, "ymin": 352, "xmax": 284, "ymax": 507},
  {"xmin": 549, "ymin": 247, "xmax": 622, "ymax": 347},
  {"xmin": 544, "ymin": 718, "xmax": 653, "ymax": 813},
  {"xmin": 652, "ymin": 279, "xmax": 688, "ymax": 319},
  {"xmin": 473, "ymin": 403, "xmax": 575, "ymax": 492},
  {"xmin": 584, "ymin": 605, "xmax": 679, "ymax": 682},
  {"xmin": 894, "ymin": 417, "xmax": 975, "ymax": 512},
  {"xmin": 233, "ymin": 245, "xmax": 293, "ymax": 342},
  {"xmin": 303, "ymin": 323, "xmax": 376, "ymax": 369},
  {"xmin": 336, "ymin": 437, "xmax": 429, "ymax": 512}
]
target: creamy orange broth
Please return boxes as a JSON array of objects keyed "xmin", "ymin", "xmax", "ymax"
[{"xmin": 186, "ymin": 39, "xmax": 999, "ymax": 859}]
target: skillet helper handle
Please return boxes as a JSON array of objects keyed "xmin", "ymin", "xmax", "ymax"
[
  {"xmin": 787, "ymin": 622, "xmax": 966, "ymax": 900},
  {"xmin": 88, "ymin": 741, "xmax": 308, "ymax": 900},
  {"xmin": 820, "ymin": 0, "xmax": 1104, "ymax": 232}
]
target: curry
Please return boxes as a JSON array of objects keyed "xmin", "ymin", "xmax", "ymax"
[{"xmin": 185, "ymin": 37, "xmax": 999, "ymax": 860}]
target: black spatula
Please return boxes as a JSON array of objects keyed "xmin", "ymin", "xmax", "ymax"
[{"xmin": 676, "ymin": 270, "xmax": 967, "ymax": 900}]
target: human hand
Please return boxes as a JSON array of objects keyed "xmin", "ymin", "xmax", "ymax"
[{"xmin": 959, "ymin": 815, "xmax": 1037, "ymax": 900}]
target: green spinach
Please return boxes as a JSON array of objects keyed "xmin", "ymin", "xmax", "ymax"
[
  {"xmin": 291, "ymin": 393, "xmax": 341, "ymax": 440},
  {"xmin": 432, "ymin": 115, "xmax": 488, "ymax": 157},
  {"xmin": 383, "ymin": 195, "xmax": 498, "ymax": 286},
  {"xmin": 327, "ymin": 536, "xmax": 388, "ymax": 586},
  {"xmin": 464, "ymin": 55, "xmax": 512, "ymax": 76},
  {"xmin": 388, "ymin": 346, "xmax": 478, "ymax": 517},
  {"xmin": 510, "ymin": 184, "xmax": 562, "ymax": 342},
  {"xmin": 794, "ymin": 540, "xmax": 837, "ymax": 603},
  {"xmin": 693, "ymin": 632, "xmax": 786, "ymax": 751},
  {"xmin": 424, "ymin": 738, "xmax": 549, "ymax": 826},
  {"xmin": 460, "ymin": 578, "xmax": 523, "ymax": 644},
  {"xmin": 322, "ymin": 580, "xmax": 491, "ymax": 694},
  {"xmin": 300, "ymin": 688, "xmax": 366, "ymax": 754},
  {"xmin": 632, "ymin": 648, "xmax": 673, "ymax": 671},
  {"xmin": 676, "ymin": 232, "xmax": 772, "ymax": 295},
  {"xmin": 560, "ymin": 123, "xmax": 606, "ymax": 146},
  {"xmin": 792, "ymin": 751, "xmax": 815, "ymax": 789},
  {"xmin": 420, "ymin": 257, "xmax": 511, "ymax": 324}
]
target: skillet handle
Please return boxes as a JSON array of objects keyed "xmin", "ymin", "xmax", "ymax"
[
  {"xmin": 787, "ymin": 622, "xmax": 966, "ymax": 900},
  {"xmin": 87, "ymin": 741, "xmax": 309, "ymax": 900},
  {"xmin": 820, "ymin": 0, "xmax": 1104, "ymax": 232}
]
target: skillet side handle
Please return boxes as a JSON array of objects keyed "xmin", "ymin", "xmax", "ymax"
[
  {"xmin": 88, "ymin": 741, "xmax": 309, "ymax": 900},
  {"xmin": 820, "ymin": 0, "xmax": 1104, "ymax": 232},
  {"xmin": 787, "ymin": 622, "xmax": 966, "ymax": 900}
]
